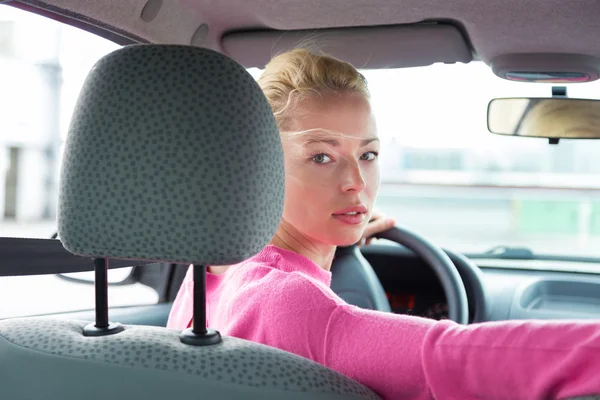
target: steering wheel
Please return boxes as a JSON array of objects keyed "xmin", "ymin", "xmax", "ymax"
[{"xmin": 331, "ymin": 226, "xmax": 472, "ymax": 324}]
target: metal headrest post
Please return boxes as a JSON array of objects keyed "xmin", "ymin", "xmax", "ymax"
[
  {"xmin": 180, "ymin": 264, "xmax": 222, "ymax": 346},
  {"xmin": 83, "ymin": 258, "xmax": 124, "ymax": 336}
]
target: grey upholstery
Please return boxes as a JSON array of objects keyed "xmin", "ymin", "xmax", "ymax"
[
  {"xmin": 58, "ymin": 45, "xmax": 285, "ymax": 266},
  {"xmin": 0, "ymin": 319, "xmax": 378, "ymax": 399},
  {"xmin": 1, "ymin": 45, "xmax": 378, "ymax": 400}
]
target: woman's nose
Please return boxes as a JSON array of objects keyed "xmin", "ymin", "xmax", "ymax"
[{"xmin": 340, "ymin": 161, "xmax": 366, "ymax": 193}]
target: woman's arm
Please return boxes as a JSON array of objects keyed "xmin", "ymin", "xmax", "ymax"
[
  {"xmin": 423, "ymin": 319, "xmax": 600, "ymax": 400},
  {"xmin": 322, "ymin": 305, "xmax": 435, "ymax": 399},
  {"xmin": 321, "ymin": 303, "xmax": 600, "ymax": 400},
  {"xmin": 265, "ymin": 275, "xmax": 435, "ymax": 399}
]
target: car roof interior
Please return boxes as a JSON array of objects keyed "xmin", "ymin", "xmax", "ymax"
[{"xmin": 10, "ymin": 0, "xmax": 600, "ymax": 73}]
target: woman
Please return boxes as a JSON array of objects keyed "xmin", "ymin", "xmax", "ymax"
[{"xmin": 168, "ymin": 49, "xmax": 600, "ymax": 400}]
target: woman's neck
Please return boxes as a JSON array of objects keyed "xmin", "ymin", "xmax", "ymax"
[{"xmin": 269, "ymin": 221, "xmax": 336, "ymax": 271}]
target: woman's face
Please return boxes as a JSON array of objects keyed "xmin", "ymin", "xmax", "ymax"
[{"xmin": 280, "ymin": 93, "xmax": 380, "ymax": 246}]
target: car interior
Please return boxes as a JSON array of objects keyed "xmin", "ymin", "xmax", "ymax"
[{"xmin": 1, "ymin": 0, "xmax": 600, "ymax": 399}]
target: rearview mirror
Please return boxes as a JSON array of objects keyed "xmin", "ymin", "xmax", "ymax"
[{"xmin": 488, "ymin": 98, "xmax": 600, "ymax": 139}]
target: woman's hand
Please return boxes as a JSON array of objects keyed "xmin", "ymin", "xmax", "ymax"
[{"xmin": 358, "ymin": 211, "xmax": 395, "ymax": 246}]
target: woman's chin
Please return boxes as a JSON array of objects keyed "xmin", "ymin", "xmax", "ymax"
[
  {"xmin": 331, "ymin": 234, "xmax": 363, "ymax": 247},
  {"xmin": 311, "ymin": 224, "xmax": 365, "ymax": 247}
]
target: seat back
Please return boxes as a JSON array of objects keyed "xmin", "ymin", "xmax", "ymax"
[
  {"xmin": 0, "ymin": 318, "xmax": 378, "ymax": 399},
  {"xmin": 0, "ymin": 45, "xmax": 379, "ymax": 399}
]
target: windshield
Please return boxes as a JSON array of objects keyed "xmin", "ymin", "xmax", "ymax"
[{"xmin": 363, "ymin": 64, "xmax": 600, "ymax": 257}]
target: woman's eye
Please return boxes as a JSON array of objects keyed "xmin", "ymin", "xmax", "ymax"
[
  {"xmin": 360, "ymin": 151, "xmax": 379, "ymax": 161},
  {"xmin": 311, "ymin": 154, "xmax": 332, "ymax": 164}
]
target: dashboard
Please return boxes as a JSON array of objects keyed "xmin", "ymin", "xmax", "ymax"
[
  {"xmin": 363, "ymin": 244, "xmax": 600, "ymax": 322},
  {"xmin": 478, "ymin": 265, "xmax": 600, "ymax": 321},
  {"xmin": 386, "ymin": 291, "xmax": 449, "ymax": 320}
]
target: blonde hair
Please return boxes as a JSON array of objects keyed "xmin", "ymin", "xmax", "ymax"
[
  {"xmin": 519, "ymin": 99, "xmax": 600, "ymax": 138},
  {"xmin": 257, "ymin": 48, "xmax": 369, "ymax": 130}
]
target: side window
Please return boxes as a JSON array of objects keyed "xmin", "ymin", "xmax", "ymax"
[{"xmin": 0, "ymin": 7, "xmax": 159, "ymax": 319}]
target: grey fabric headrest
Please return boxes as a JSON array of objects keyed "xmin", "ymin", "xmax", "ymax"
[{"xmin": 58, "ymin": 45, "xmax": 284, "ymax": 265}]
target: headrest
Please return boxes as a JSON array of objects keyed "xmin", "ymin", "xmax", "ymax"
[{"xmin": 58, "ymin": 45, "xmax": 284, "ymax": 266}]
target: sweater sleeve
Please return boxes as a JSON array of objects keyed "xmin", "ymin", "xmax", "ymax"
[
  {"xmin": 267, "ymin": 275, "xmax": 600, "ymax": 400},
  {"xmin": 422, "ymin": 319, "xmax": 600, "ymax": 400}
]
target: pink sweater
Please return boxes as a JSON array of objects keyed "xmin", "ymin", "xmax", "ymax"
[{"xmin": 167, "ymin": 245, "xmax": 600, "ymax": 399}]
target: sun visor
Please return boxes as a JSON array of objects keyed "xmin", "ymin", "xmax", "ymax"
[{"xmin": 222, "ymin": 24, "xmax": 473, "ymax": 69}]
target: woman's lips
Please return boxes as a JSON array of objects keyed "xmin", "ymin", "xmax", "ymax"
[
  {"xmin": 332, "ymin": 212, "xmax": 366, "ymax": 225},
  {"xmin": 332, "ymin": 204, "xmax": 368, "ymax": 225}
]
